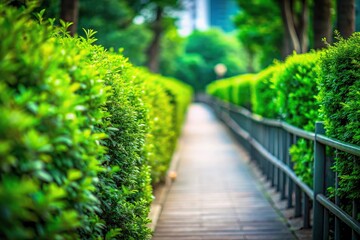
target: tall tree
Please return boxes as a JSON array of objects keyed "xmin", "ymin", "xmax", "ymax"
[
  {"xmin": 146, "ymin": 5, "xmax": 164, "ymax": 72},
  {"xmin": 77, "ymin": 0, "xmax": 152, "ymax": 66},
  {"xmin": 234, "ymin": 0, "xmax": 283, "ymax": 71},
  {"xmin": 337, "ymin": 0, "xmax": 355, "ymax": 38},
  {"xmin": 142, "ymin": 0, "xmax": 180, "ymax": 73},
  {"xmin": 60, "ymin": 0, "xmax": 79, "ymax": 36},
  {"xmin": 313, "ymin": 0, "xmax": 332, "ymax": 49},
  {"xmin": 277, "ymin": 0, "xmax": 309, "ymax": 54}
]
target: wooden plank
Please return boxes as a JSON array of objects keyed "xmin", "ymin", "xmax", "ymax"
[{"xmin": 152, "ymin": 104, "xmax": 295, "ymax": 240}]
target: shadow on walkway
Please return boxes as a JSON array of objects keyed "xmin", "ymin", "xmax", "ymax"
[{"xmin": 152, "ymin": 103, "xmax": 296, "ymax": 240}]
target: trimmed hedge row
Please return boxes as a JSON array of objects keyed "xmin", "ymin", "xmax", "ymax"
[
  {"xmin": 0, "ymin": 4, "xmax": 192, "ymax": 240},
  {"xmin": 251, "ymin": 64, "xmax": 280, "ymax": 119},
  {"xmin": 206, "ymin": 74, "xmax": 255, "ymax": 110},
  {"xmin": 275, "ymin": 52, "xmax": 321, "ymax": 187},
  {"xmin": 141, "ymin": 71, "xmax": 192, "ymax": 184},
  {"xmin": 319, "ymin": 34, "xmax": 360, "ymax": 202},
  {"xmin": 206, "ymin": 40, "xmax": 359, "ymax": 195}
]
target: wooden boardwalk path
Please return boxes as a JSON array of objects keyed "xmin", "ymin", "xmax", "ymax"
[{"xmin": 152, "ymin": 104, "xmax": 295, "ymax": 240}]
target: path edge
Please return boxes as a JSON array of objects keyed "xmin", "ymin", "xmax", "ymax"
[{"xmin": 148, "ymin": 130, "xmax": 185, "ymax": 232}]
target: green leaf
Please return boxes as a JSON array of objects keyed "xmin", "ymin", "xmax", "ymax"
[{"xmin": 67, "ymin": 169, "xmax": 83, "ymax": 181}]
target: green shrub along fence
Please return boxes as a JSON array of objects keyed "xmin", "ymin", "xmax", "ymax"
[
  {"xmin": 206, "ymin": 34, "xmax": 360, "ymax": 239},
  {"xmin": 275, "ymin": 52, "xmax": 321, "ymax": 187},
  {"xmin": 251, "ymin": 64, "xmax": 280, "ymax": 119},
  {"xmin": 206, "ymin": 74, "xmax": 255, "ymax": 109},
  {"xmin": 0, "ymin": 4, "xmax": 192, "ymax": 240},
  {"xmin": 319, "ymin": 34, "xmax": 360, "ymax": 224}
]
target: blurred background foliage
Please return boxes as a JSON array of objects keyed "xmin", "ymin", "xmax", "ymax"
[
  {"xmin": 25, "ymin": 0, "xmax": 247, "ymax": 92},
  {"xmin": 9, "ymin": 0, "xmax": 360, "ymax": 92}
]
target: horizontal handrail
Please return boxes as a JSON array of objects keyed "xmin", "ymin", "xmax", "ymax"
[
  {"xmin": 250, "ymin": 137, "xmax": 314, "ymax": 199},
  {"xmin": 227, "ymin": 101, "xmax": 283, "ymax": 127},
  {"xmin": 222, "ymin": 110, "xmax": 314, "ymax": 199},
  {"xmin": 316, "ymin": 134, "xmax": 360, "ymax": 157},
  {"xmin": 214, "ymin": 97, "xmax": 359, "ymax": 155},
  {"xmin": 222, "ymin": 99, "xmax": 316, "ymax": 140},
  {"xmin": 281, "ymin": 122, "xmax": 315, "ymax": 141},
  {"xmin": 223, "ymin": 113, "xmax": 251, "ymax": 140},
  {"xmin": 317, "ymin": 194, "xmax": 360, "ymax": 234}
]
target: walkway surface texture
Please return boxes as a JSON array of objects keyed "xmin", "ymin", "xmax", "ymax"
[{"xmin": 152, "ymin": 104, "xmax": 295, "ymax": 240}]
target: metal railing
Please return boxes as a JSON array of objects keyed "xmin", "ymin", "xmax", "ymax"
[{"xmin": 202, "ymin": 96, "xmax": 360, "ymax": 240}]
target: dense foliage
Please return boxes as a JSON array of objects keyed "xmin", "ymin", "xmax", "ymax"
[
  {"xmin": 0, "ymin": 4, "xmax": 192, "ymax": 239},
  {"xmin": 251, "ymin": 65, "xmax": 280, "ymax": 118},
  {"xmin": 274, "ymin": 52, "xmax": 321, "ymax": 130},
  {"xmin": 174, "ymin": 29, "xmax": 247, "ymax": 92},
  {"xmin": 274, "ymin": 52, "xmax": 321, "ymax": 186},
  {"xmin": 319, "ymin": 33, "xmax": 360, "ymax": 202},
  {"xmin": 206, "ymin": 74, "xmax": 254, "ymax": 110},
  {"xmin": 233, "ymin": 0, "xmax": 283, "ymax": 71},
  {"xmin": 206, "ymin": 78, "xmax": 233, "ymax": 104}
]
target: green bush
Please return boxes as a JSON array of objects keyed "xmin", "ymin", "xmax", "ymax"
[
  {"xmin": 0, "ymin": 4, "xmax": 192, "ymax": 239},
  {"xmin": 274, "ymin": 52, "xmax": 321, "ymax": 130},
  {"xmin": 206, "ymin": 74, "xmax": 254, "ymax": 110},
  {"xmin": 273, "ymin": 52, "xmax": 321, "ymax": 186},
  {"xmin": 85, "ymin": 47, "xmax": 153, "ymax": 239},
  {"xmin": 0, "ymin": 5, "xmax": 107, "ymax": 239},
  {"xmin": 319, "ymin": 33, "xmax": 360, "ymax": 202},
  {"xmin": 141, "ymin": 71, "xmax": 192, "ymax": 184},
  {"xmin": 251, "ymin": 64, "xmax": 280, "ymax": 118},
  {"xmin": 206, "ymin": 78, "xmax": 233, "ymax": 103},
  {"xmin": 231, "ymin": 74, "xmax": 254, "ymax": 110},
  {"xmin": 143, "ymin": 76, "xmax": 174, "ymax": 185},
  {"xmin": 158, "ymin": 76, "xmax": 193, "ymax": 136}
]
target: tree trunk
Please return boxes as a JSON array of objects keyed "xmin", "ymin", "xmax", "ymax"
[
  {"xmin": 337, "ymin": 0, "xmax": 355, "ymax": 38},
  {"xmin": 297, "ymin": 0, "xmax": 309, "ymax": 52},
  {"xmin": 313, "ymin": 0, "xmax": 332, "ymax": 49},
  {"xmin": 146, "ymin": 6, "xmax": 163, "ymax": 73},
  {"xmin": 60, "ymin": 0, "xmax": 79, "ymax": 36},
  {"xmin": 278, "ymin": 0, "xmax": 301, "ymax": 54},
  {"xmin": 246, "ymin": 49, "xmax": 255, "ymax": 73}
]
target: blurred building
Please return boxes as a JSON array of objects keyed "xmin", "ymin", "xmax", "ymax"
[
  {"xmin": 208, "ymin": 0, "xmax": 238, "ymax": 32},
  {"xmin": 177, "ymin": 0, "xmax": 239, "ymax": 35}
]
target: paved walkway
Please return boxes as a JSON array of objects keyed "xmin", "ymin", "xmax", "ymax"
[{"xmin": 152, "ymin": 104, "xmax": 295, "ymax": 240}]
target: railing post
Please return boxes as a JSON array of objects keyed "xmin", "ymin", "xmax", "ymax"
[
  {"xmin": 303, "ymin": 194, "xmax": 311, "ymax": 228},
  {"xmin": 249, "ymin": 117, "xmax": 254, "ymax": 162},
  {"xmin": 281, "ymin": 129, "xmax": 287, "ymax": 200},
  {"xmin": 287, "ymin": 132, "xmax": 294, "ymax": 208},
  {"xmin": 313, "ymin": 122, "xmax": 326, "ymax": 240},
  {"xmin": 295, "ymin": 185, "xmax": 302, "ymax": 217},
  {"xmin": 352, "ymin": 200, "xmax": 358, "ymax": 240}
]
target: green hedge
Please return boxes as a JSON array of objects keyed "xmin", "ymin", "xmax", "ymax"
[
  {"xmin": 0, "ymin": 4, "xmax": 192, "ymax": 239},
  {"xmin": 0, "ymin": 6, "xmax": 108, "ymax": 239},
  {"xmin": 206, "ymin": 78, "xmax": 233, "ymax": 103},
  {"xmin": 87, "ymin": 47, "xmax": 153, "ymax": 239},
  {"xmin": 319, "ymin": 33, "xmax": 360, "ymax": 203},
  {"xmin": 141, "ymin": 71, "xmax": 192, "ymax": 184},
  {"xmin": 231, "ymin": 74, "xmax": 254, "ymax": 110},
  {"xmin": 251, "ymin": 64, "xmax": 280, "ymax": 119},
  {"xmin": 206, "ymin": 74, "xmax": 254, "ymax": 110},
  {"xmin": 274, "ymin": 52, "xmax": 321, "ymax": 131},
  {"xmin": 273, "ymin": 52, "xmax": 321, "ymax": 186}
]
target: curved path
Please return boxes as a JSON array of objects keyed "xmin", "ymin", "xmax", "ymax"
[{"xmin": 152, "ymin": 104, "xmax": 295, "ymax": 240}]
